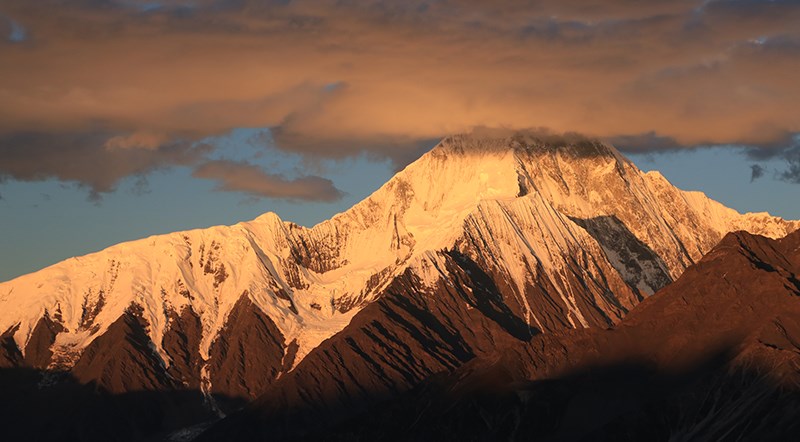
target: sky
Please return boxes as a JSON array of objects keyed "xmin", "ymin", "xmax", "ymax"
[{"xmin": 1, "ymin": 0, "xmax": 799, "ymax": 281}]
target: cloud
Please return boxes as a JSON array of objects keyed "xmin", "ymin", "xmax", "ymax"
[
  {"xmin": 1, "ymin": 15, "xmax": 27, "ymax": 43},
  {"xmin": 0, "ymin": 130, "xmax": 210, "ymax": 198},
  {"xmin": 778, "ymin": 146, "xmax": 800, "ymax": 184},
  {"xmin": 269, "ymin": 127, "xmax": 439, "ymax": 170},
  {"xmin": 750, "ymin": 164, "xmax": 765, "ymax": 182},
  {"xmin": 0, "ymin": 0, "xmax": 799, "ymax": 186},
  {"xmin": 606, "ymin": 132, "xmax": 684, "ymax": 153},
  {"xmin": 104, "ymin": 131, "xmax": 172, "ymax": 150},
  {"xmin": 191, "ymin": 160, "xmax": 344, "ymax": 202},
  {"xmin": 743, "ymin": 133, "xmax": 800, "ymax": 183}
]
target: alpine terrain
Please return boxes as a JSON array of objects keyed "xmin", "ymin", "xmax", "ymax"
[
  {"xmin": 212, "ymin": 229, "xmax": 800, "ymax": 441},
  {"xmin": 1, "ymin": 131, "xmax": 797, "ymax": 441}
]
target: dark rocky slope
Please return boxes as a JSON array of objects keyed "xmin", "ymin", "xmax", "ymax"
[
  {"xmin": 0, "ymin": 299, "xmax": 291, "ymax": 441},
  {"xmin": 200, "ymin": 230, "xmax": 800, "ymax": 441}
]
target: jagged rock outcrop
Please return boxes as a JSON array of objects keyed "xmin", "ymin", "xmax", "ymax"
[
  {"xmin": 0, "ymin": 325, "xmax": 23, "ymax": 368},
  {"xmin": 23, "ymin": 312, "xmax": 64, "ymax": 369}
]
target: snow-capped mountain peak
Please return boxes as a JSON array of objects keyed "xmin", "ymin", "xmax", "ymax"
[{"xmin": 1, "ymin": 130, "xmax": 797, "ymax": 407}]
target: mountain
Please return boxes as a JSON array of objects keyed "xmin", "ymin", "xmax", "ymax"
[
  {"xmin": 0, "ymin": 131, "xmax": 797, "ymax": 440},
  {"xmin": 219, "ymin": 229, "xmax": 800, "ymax": 441}
]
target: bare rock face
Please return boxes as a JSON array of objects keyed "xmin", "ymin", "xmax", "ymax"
[
  {"xmin": 162, "ymin": 306, "xmax": 204, "ymax": 390},
  {"xmin": 208, "ymin": 296, "xmax": 288, "ymax": 403},
  {"xmin": 70, "ymin": 304, "xmax": 174, "ymax": 393},
  {"xmin": 23, "ymin": 312, "xmax": 64, "ymax": 369},
  {"xmin": 0, "ymin": 325, "xmax": 23, "ymax": 368}
]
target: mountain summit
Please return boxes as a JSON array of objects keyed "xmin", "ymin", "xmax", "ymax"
[{"xmin": 1, "ymin": 131, "xmax": 798, "ymax": 440}]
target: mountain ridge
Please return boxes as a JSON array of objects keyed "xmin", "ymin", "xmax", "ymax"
[
  {"xmin": 2, "ymin": 132, "xmax": 797, "ymax": 356},
  {"xmin": 0, "ymin": 131, "xmax": 797, "ymax": 437},
  {"xmin": 207, "ymin": 229, "xmax": 800, "ymax": 441}
]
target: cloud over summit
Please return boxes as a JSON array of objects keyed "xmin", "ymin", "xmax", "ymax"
[{"xmin": 1, "ymin": 0, "xmax": 799, "ymax": 192}]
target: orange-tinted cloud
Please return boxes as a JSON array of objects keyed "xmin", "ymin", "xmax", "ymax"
[
  {"xmin": 192, "ymin": 159, "xmax": 344, "ymax": 202},
  {"xmin": 0, "ymin": 0, "xmax": 799, "ymax": 190}
]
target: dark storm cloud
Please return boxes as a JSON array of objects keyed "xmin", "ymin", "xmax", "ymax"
[
  {"xmin": 743, "ymin": 133, "xmax": 800, "ymax": 183},
  {"xmin": 750, "ymin": 164, "xmax": 765, "ymax": 182},
  {"xmin": 778, "ymin": 146, "xmax": 800, "ymax": 184},
  {"xmin": 191, "ymin": 160, "xmax": 344, "ymax": 201},
  {"xmin": 0, "ymin": 131, "xmax": 210, "ymax": 198},
  {"xmin": 0, "ymin": 0, "xmax": 799, "ymax": 187}
]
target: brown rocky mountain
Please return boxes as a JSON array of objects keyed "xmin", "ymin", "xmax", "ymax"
[{"xmin": 200, "ymin": 230, "xmax": 800, "ymax": 441}]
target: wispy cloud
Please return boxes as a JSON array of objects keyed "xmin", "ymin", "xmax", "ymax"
[{"xmin": 191, "ymin": 159, "xmax": 344, "ymax": 202}]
